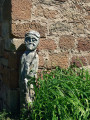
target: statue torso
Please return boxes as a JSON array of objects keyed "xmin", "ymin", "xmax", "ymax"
[{"xmin": 21, "ymin": 51, "xmax": 39, "ymax": 79}]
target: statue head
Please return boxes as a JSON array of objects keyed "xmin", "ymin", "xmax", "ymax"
[{"xmin": 25, "ymin": 30, "xmax": 40, "ymax": 51}]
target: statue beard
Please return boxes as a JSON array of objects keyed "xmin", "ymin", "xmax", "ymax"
[{"xmin": 26, "ymin": 43, "xmax": 37, "ymax": 51}]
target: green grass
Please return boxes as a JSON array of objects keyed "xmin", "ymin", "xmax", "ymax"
[
  {"xmin": 30, "ymin": 67, "xmax": 90, "ymax": 120},
  {"xmin": 1, "ymin": 67, "xmax": 90, "ymax": 120}
]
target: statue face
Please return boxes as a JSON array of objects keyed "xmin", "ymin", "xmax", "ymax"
[{"xmin": 25, "ymin": 35, "xmax": 39, "ymax": 51}]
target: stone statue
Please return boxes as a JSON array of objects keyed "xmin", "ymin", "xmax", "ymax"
[{"xmin": 19, "ymin": 31, "xmax": 40, "ymax": 107}]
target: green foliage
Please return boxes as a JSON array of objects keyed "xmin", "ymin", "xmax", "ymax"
[
  {"xmin": 20, "ymin": 104, "xmax": 32, "ymax": 120},
  {"xmin": 31, "ymin": 67, "xmax": 90, "ymax": 120},
  {"xmin": 0, "ymin": 110, "xmax": 7, "ymax": 120},
  {"xmin": 1, "ymin": 67, "xmax": 90, "ymax": 120},
  {"xmin": 0, "ymin": 110, "xmax": 11, "ymax": 120}
]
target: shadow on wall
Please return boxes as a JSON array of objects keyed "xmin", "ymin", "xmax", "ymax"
[{"xmin": 0, "ymin": 0, "xmax": 21, "ymax": 113}]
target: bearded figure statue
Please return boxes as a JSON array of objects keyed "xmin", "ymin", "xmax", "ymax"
[{"xmin": 19, "ymin": 31, "xmax": 40, "ymax": 107}]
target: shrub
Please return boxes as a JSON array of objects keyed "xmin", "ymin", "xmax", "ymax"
[{"xmin": 31, "ymin": 67, "xmax": 90, "ymax": 120}]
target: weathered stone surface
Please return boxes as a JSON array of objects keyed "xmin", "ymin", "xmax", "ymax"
[
  {"xmin": 38, "ymin": 38, "xmax": 57, "ymax": 50},
  {"xmin": 4, "ymin": 38, "xmax": 12, "ymax": 51},
  {"xmin": 85, "ymin": 15, "xmax": 90, "ymax": 20},
  {"xmin": 0, "ymin": 23, "xmax": 1, "ymax": 36},
  {"xmin": 86, "ymin": 54, "xmax": 90, "ymax": 65},
  {"xmin": 1, "ymin": 0, "xmax": 90, "ymax": 113},
  {"xmin": 59, "ymin": 0, "xmax": 67, "ymax": 1},
  {"xmin": 12, "ymin": 38, "xmax": 24, "ymax": 50},
  {"xmin": 4, "ymin": 51, "xmax": 18, "ymax": 69},
  {"xmin": 0, "ymin": 99, "xmax": 3, "ymax": 110},
  {"xmin": 84, "ymin": 0, "xmax": 90, "ymax": 3},
  {"xmin": 38, "ymin": 0, "xmax": 67, "ymax": 4},
  {"xmin": 2, "ymin": 68, "xmax": 10, "ymax": 86},
  {"xmin": 77, "ymin": 37, "xmax": 90, "ymax": 51},
  {"xmin": 7, "ymin": 89, "xmax": 19, "ymax": 112},
  {"xmin": 0, "ymin": 38, "xmax": 4, "ymax": 56},
  {"xmin": 10, "ymin": 70, "xmax": 19, "ymax": 88},
  {"xmin": 88, "ymin": 24, "xmax": 90, "ymax": 31},
  {"xmin": 20, "ymin": 31, "xmax": 40, "ymax": 106},
  {"xmin": 75, "ymin": 3, "xmax": 83, "ymax": 11},
  {"xmin": 11, "ymin": 23, "xmax": 29, "ymax": 38},
  {"xmin": 3, "ymin": 0, "xmax": 11, "ymax": 20},
  {"xmin": 35, "ymin": 6, "xmax": 58, "ymax": 19},
  {"xmin": 0, "ymin": 58, "xmax": 8, "ymax": 67},
  {"xmin": 47, "ymin": 52, "xmax": 69, "ymax": 69},
  {"xmin": 11, "ymin": 0, "xmax": 32, "ymax": 20},
  {"xmin": 2, "ymin": 22, "xmax": 9, "ymax": 38},
  {"xmin": 85, "ymin": 6, "xmax": 90, "ymax": 12},
  {"xmin": 59, "ymin": 35, "xmax": 75, "ymax": 50},
  {"xmin": 0, "ymin": 64, "xmax": 3, "ymax": 74},
  {"xmin": 2, "ymin": 67, "xmax": 18, "ymax": 88},
  {"xmin": 49, "ymin": 21, "xmax": 70, "ymax": 33},
  {"xmin": 38, "ymin": 54, "xmax": 44, "ymax": 67},
  {"xmin": 30, "ymin": 21, "xmax": 47, "ymax": 38},
  {"xmin": 38, "ymin": 0, "xmax": 53, "ymax": 5},
  {"xmin": 1, "ymin": 85, "xmax": 19, "ymax": 112},
  {"xmin": 0, "ymin": 7, "xmax": 2, "ymax": 21},
  {"xmin": 35, "ymin": 5, "xmax": 44, "ymax": 17},
  {"xmin": 11, "ymin": 21, "xmax": 47, "ymax": 38},
  {"xmin": 73, "ymin": 23, "xmax": 85, "ymax": 34},
  {"xmin": 71, "ymin": 56, "xmax": 87, "ymax": 67},
  {"xmin": 43, "ymin": 8, "xmax": 58, "ymax": 19}
]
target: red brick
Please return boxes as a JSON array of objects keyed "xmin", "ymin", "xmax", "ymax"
[
  {"xmin": 11, "ymin": 21, "xmax": 47, "ymax": 38},
  {"xmin": 30, "ymin": 21, "xmax": 47, "ymax": 38},
  {"xmin": 43, "ymin": 9, "xmax": 58, "ymax": 19},
  {"xmin": 59, "ymin": 35, "xmax": 75, "ymax": 50},
  {"xmin": 11, "ymin": 0, "xmax": 32, "ymax": 20},
  {"xmin": 47, "ymin": 52, "xmax": 69, "ymax": 69},
  {"xmin": 39, "ymin": 54, "xmax": 44, "ymax": 67},
  {"xmin": 38, "ymin": 38, "xmax": 57, "ymax": 51},
  {"xmin": 71, "ymin": 56, "xmax": 87, "ymax": 67},
  {"xmin": 11, "ymin": 23, "xmax": 29, "ymax": 38},
  {"xmin": 77, "ymin": 37, "xmax": 90, "ymax": 51}
]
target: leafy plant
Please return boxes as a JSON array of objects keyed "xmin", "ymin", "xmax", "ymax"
[
  {"xmin": 31, "ymin": 67, "xmax": 90, "ymax": 120},
  {"xmin": 0, "ymin": 109, "xmax": 11, "ymax": 120},
  {"xmin": 1, "ymin": 67, "xmax": 89, "ymax": 120}
]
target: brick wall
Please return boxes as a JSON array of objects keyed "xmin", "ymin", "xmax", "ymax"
[
  {"xmin": 0, "ymin": 0, "xmax": 90, "ymax": 112},
  {"xmin": 11, "ymin": 0, "xmax": 90, "ymax": 69}
]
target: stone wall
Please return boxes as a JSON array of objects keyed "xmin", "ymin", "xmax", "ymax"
[
  {"xmin": 0, "ymin": 0, "xmax": 19, "ymax": 112},
  {"xmin": 0, "ymin": 0, "xmax": 90, "ymax": 112},
  {"xmin": 11, "ymin": 0, "xmax": 90, "ymax": 69}
]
